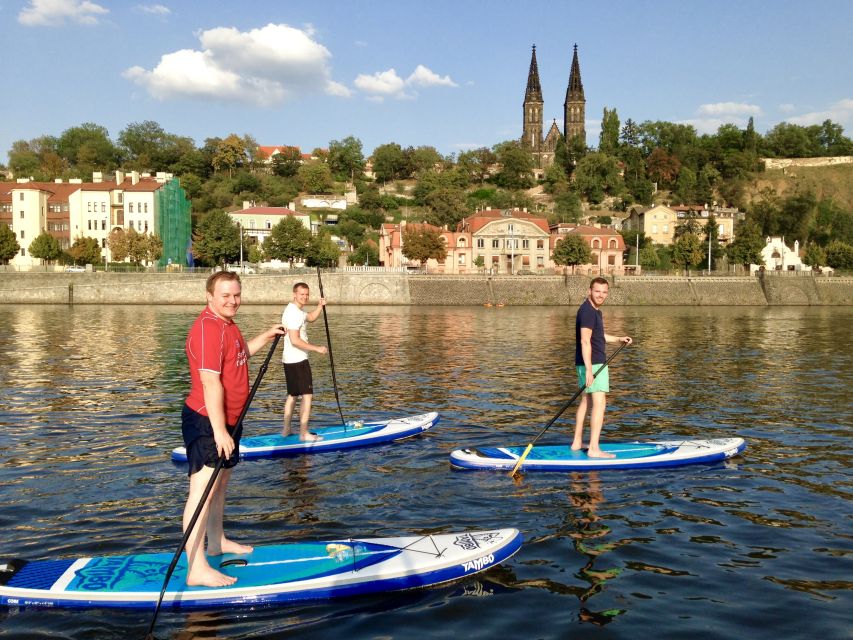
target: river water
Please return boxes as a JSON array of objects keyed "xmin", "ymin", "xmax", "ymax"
[{"xmin": 0, "ymin": 304, "xmax": 850, "ymax": 640}]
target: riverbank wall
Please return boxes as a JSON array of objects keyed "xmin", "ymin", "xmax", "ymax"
[{"xmin": 0, "ymin": 272, "xmax": 851, "ymax": 305}]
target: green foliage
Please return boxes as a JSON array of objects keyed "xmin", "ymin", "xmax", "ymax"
[
  {"xmin": 232, "ymin": 171, "xmax": 262, "ymax": 196},
  {"xmin": 57, "ymin": 123, "xmax": 119, "ymax": 172},
  {"xmin": 343, "ymin": 206, "xmax": 385, "ymax": 229},
  {"xmin": 265, "ymin": 216, "xmax": 311, "ymax": 265},
  {"xmin": 456, "ymin": 147, "xmax": 496, "ymax": 184},
  {"xmin": 28, "ymin": 232, "xmax": 61, "ymax": 263},
  {"xmin": 424, "ymin": 187, "xmax": 467, "ymax": 229},
  {"xmin": 305, "ymin": 230, "xmax": 341, "ymax": 267},
  {"xmin": 193, "ymin": 210, "xmax": 241, "ymax": 267},
  {"xmin": 335, "ymin": 219, "xmax": 366, "ymax": 248},
  {"xmin": 640, "ymin": 243, "xmax": 660, "ymax": 268},
  {"xmin": 328, "ymin": 136, "xmax": 365, "ymax": 180},
  {"xmin": 551, "ymin": 191, "xmax": 583, "ymax": 224},
  {"xmin": 212, "ymin": 134, "xmax": 246, "ymax": 177},
  {"xmin": 671, "ymin": 233, "xmax": 704, "ymax": 270},
  {"xmin": 726, "ymin": 219, "xmax": 764, "ymax": 267},
  {"xmin": 270, "ymin": 147, "xmax": 302, "ymax": 177},
  {"xmin": 493, "ymin": 141, "xmax": 534, "ymax": 190},
  {"xmin": 572, "ymin": 152, "xmax": 623, "ymax": 203},
  {"xmin": 298, "ymin": 163, "xmax": 334, "ymax": 194},
  {"xmin": 248, "ymin": 243, "xmax": 264, "ymax": 263},
  {"xmin": 401, "ymin": 225, "xmax": 446, "ymax": 264},
  {"xmin": 802, "ymin": 243, "xmax": 827, "ymax": 268},
  {"xmin": 598, "ymin": 107, "xmax": 620, "ymax": 156},
  {"xmin": 348, "ymin": 241, "xmax": 379, "ymax": 266},
  {"xmin": 825, "ymin": 240, "xmax": 853, "ymax": 269},
  {"xmin": 68, "ymin": 236, "xmax": 102, "ymax": 265},
  {"xmin": 0, "ymin": 225, "xmax": 21, "ymax": 263},
  {"xmin": 473, "ymin": 255, "xmax": 485, "ymax": 268},
  {"xmin": 551, "ymin": 234, "xmax": 592, "ymax": 272},
  {"xmin": 372, "ymin": 142, "xmax": 405, "ymax": 182}
]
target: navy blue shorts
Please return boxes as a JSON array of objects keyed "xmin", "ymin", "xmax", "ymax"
[
  {"xmin": 283, "ymin": 360, "xmax": 314, "ymax": 397},
  {"xmin": 181, "ymin": 404, "xmax": 242, "ymax": 477}
]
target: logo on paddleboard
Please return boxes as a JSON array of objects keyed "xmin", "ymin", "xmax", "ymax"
[
  {"xmin": 453, "ymin": 531, "xmax": 502, "ymax": 551},
  {"xmin": 462, "ymin": 553, "xmax": 494, "ymax": 573},
  {"xmin": 74, "ymin": 557, "xmax": 167, "ymax": 591}
]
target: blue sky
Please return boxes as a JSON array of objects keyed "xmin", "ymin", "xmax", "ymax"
[{"xmin": 3, "ymin": 0, "xmax": 852, "ymax": 164}]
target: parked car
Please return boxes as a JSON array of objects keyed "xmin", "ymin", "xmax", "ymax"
[{"xmin": 64, "ymin": 265, "xmax": 86, "ymax": 273}]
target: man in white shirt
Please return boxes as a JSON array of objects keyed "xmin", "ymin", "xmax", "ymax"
[{"xmin": 281, "ymin": 282, "xmax": 328, "ymax": 441}]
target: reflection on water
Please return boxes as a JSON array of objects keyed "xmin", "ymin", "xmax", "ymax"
[{"xmin": 0, "ymin": 304, "xmax": 851, "ymax": 639}]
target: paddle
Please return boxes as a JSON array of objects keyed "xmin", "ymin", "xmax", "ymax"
[
  {"xmin": 145, "ymin": 333, "xmax": 281, "ymax": 640},
  {"xmin": 316, "ymin": 267, "xmax": 346, "ymax": 426},
  {"xmin": 508, "ymin": 341, "xmax": 628, "ymax": 478}
]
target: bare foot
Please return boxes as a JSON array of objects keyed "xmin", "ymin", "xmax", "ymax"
[
  {"xmin": 208, "ymin": 538, "xmax": 253, "ymax": 556},
  {"xmin": 571, "ymin": 441, "xmax": 584, "ymax": 451},
  {"xmin": 300, "ymin": 432, "xmax": 323, "ymax": 442},
  {"xmin": 186, "ymin": 565, "xmax": 237, "ymax": 587},
  {"xmin": 281, "ymin": 428, "xmax": 292, "ymax": 438},
  {"xmin": 586, "ymin": 449, "xmax": 616, "ymax": 459}
]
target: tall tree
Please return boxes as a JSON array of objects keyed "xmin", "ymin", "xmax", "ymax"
[
  {"xmin": 671, "ymin": 233, "xmax": 704, "ymax": 271},
  {"xmin": 456, "ymin": 147, "xmax": 496, "ymax": 185},
  {"xmin": 68, "ymin": 236, "xmax": 103, "ymax": 265},
  {"xmin": 598, "ymin": 107, "xmax": 620, "ymax": 156},
  {"xmin": 305, "ymin": 229, "xmax": 341, "ymax": 267},
  {"xmin": 212, "ymin": 134, "xmax": 246, "ymax": 177},
  {"xmin": 726, "ymin": 219, "xmax": 764, "ymax": 267},
  {"xmin": 57, "ymin": 122, "xmax": 119, "ymax": 171},
  {"xmin": 349, "ymin": 240, "xmax": 379, "ymax": 266},
  {"xmin": 328, "ymin": 136, "xmax": 365, "ymax": 181},
  {"xmin": 372, "ymin": 142, "xmax": 405, "ymax": 182},
  {"xmin": 28, "ymin": 232, "xmax": 61, "ymax": 264},
  {"xmin": 552, "ymin": 234, "xmax": 592, "ymax": 273},
  {"xmin": 401, "ymin": 225, "xmax": 446, "ymax": 264},
  {"xmin": 493, "ymin": 141, "xmax": 534, "ymax": 190},
  {"xmin": 572, "ymin": 152, "xmax": 623, "ymax": 203},
  {"xmin": 0, "ymin": 225, "xmax": 21, "ymax": 263},
  {"xmin": 297, "ymin": 162, "xmax": 334, "ymax": 194},
  {"xmin": 192, "ymin": 210, "xmax": 241, "ymax": 267},
  {"xmin": 265, "ymin": 216, "xmax": 311, "ymax": 266},
  {"xmin": 424, "ymin": 187, "xmax": 467, "ymax": 229}
]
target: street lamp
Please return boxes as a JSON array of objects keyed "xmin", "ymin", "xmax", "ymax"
[{"xmin": 238, "ymin": 221, "xmax": 243, "ymax": 271}]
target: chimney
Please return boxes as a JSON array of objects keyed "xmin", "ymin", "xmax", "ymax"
[
  {"xmin": 115, "ymin": 170, "xmax": 125, "ymax": 184},
  {"xmin": 16, "ymin": 178, "xmax": 30, "ymax": 183},
  {"xmin": 69, "ymin": 178, "xmax": 82, "ymax": 184},
  {"xmin": 130, "ymin": 171, "xmax": 139, "ymax": 185},
  {"xmin": 54, "ymin": 178, "xmax": 63, "ymax": 183},
  {"xmin": 92, "ymin": 171, "xmax": 103, "ymax": 183}
]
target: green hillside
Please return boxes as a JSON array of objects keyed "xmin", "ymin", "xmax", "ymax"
[{"xmin": 746, "ymin": 164, "xmax": 853, "ymax": 211}]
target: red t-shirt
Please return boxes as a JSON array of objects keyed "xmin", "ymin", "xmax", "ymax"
[{"xmin": 185, "ymin": 307, "xmax": 249, "ymax": 425}]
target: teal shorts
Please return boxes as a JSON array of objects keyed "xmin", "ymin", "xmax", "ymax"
[{"xmin": 576, "ymin": 364, "xmax": 610, "ymax": 393}]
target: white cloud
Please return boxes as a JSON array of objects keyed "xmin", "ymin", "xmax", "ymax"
[
  {"xmin": 785, "ymin": 98, "xmax": 853, "ymax": 127},
  {"xmin": 124, "ymin": 23, "xmax": 349, "ymax": 105},
  {"xmin": 778, "ymin": 103, "xmax": 796, "ymax": 113},
  {"xmin": 680, "ymin": 117, "xmax": 750, "ymax": 134},
  {"xmin": 697, "ymin": 102, "xmax": 762, "ymax": 116},
  {"xmin": 135, "ymin": 4, "xmax": 171, "ymax": 15},
  {"xmin": 354, "ymin": 64, "xmax": 457, "ymax": 100},
  {"xmin": 19, "ymin": 0, "xmax": 108, "ymax": 26},
  {"xmin": 406, "ymin": 65, "xmax": 458, "ymax": 88}
]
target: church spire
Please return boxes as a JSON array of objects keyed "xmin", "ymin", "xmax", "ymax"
[
  {"xmin": 524, "ymin": 44, "xmax": 543, "ymax": 102},
  {"xmin": 563, "ymin": 43, "xmax": 586, "ymax": 143}
]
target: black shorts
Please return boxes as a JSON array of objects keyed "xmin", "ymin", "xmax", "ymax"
[
  {"xmin": 181, "ymin": 403, "xmax": 242, "ymax": 477},
  {"xmin": 283, "ymin": 360, "xmax": 314, "ymax": 397}
]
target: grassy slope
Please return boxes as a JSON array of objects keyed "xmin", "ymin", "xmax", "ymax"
[{"xmin": 745, "ymin": 164, "xmax": 853, "ymax": 210}]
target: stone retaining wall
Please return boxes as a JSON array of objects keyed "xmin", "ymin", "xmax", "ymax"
[{"xmin": 0, "ymin": 272, "xmax": 851, "ymax": 305}]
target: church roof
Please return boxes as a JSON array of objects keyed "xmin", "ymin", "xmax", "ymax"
[{"xmin": 524, "ymin": 45, "xmax": 543, "ymax": 103}]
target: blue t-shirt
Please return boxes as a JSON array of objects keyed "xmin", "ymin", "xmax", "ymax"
[{"xmin": 575, "ymin": 298, "xmax": 606, "ymax": 365}]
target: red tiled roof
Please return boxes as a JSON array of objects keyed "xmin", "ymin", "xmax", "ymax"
[
  {"xmin": 232, "ymin": 207, "xmax": 299, "ymax": 216},
  {"xmin": 461, "ymin": 209, "xmax": 550, "ymax": 234}
]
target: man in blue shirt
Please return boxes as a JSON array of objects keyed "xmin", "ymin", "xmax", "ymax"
[{"xmin": 573, "ymin": 277, "xmax": 632, "ymax": 458}]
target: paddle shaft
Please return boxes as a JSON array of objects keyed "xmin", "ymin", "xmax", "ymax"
[
  {"xmin": 145, "ymin": 333, "xmax": 281, "ymax": 640},
  {"xmin": 316, "ymin": 267, "xmax": 346, "ymax": 425},
  {"xmin": 509, "ymin": 341, "xmax": 628, "ymax": 477}
]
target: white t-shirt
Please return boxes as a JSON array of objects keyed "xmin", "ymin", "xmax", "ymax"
[{"xmin": 281, "ymin": 302, "xmax": 308, "ymax": 364}]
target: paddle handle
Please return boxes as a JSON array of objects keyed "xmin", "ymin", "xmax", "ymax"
[
  {"xmin": 317, "ymin": 267, "xmax": 346, "ymax": 426},
  {"xmin": 509, "ymin": 341, "xmax": 628, "ymax": 477},
  {"xmin": 145, "ymin": 333, "xmax": 281, "ymax": 639}
]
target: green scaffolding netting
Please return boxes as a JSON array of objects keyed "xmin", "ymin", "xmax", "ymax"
[{"xmin": 155, "ymin": 178, "xmax": 192, "ymax": 267}]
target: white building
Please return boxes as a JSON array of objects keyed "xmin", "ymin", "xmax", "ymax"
[{"xmin": 754, "ymin": 236, "xmax": 810, "ymax": 272}]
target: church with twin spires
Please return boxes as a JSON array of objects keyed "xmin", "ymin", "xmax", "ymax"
[{"xmin": 522, "ymin": 44, "xmax": 586, "ymax": 170}]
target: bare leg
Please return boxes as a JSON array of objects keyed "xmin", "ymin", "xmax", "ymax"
[
  {"xmin": 572, "ymin": 393, "xmax": 588, "ymax": 450},
  {"xmin": 282, "ymin": 394, "xmax": 296, "ymax": 437},
  {"xmin": 298, "ymin": 393, "xmax": 322, "ymax": 441},
  {"xmin": 183, "ymin": 466, "xmax": 237, "ymax": 587},
  {"xmin": 205, "ymin": 468, "xmax": 253, "ymax": 557},
  {"xmin": 587, "ymin": 392, "xmax": 615, "ymax": 458}
]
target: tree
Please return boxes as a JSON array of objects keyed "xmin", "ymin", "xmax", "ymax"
[
  {"xmin": 620, "ymin": 118, "xmax": 640, "ymax": 148},
  {"xmin": 424, "ymin": 187, "xmax": 467, "ymax": 229},
  {"xmin": 270, "ymin": 146, "xmax": 302, "ymax": 177},
  {"xmin": 825, "ymin": 240, "xmax": 853, "ymax": 270},
  {"xmin": 192, "ymin": 210, "xmax": 241, "ymax": 267},
  {"xmin": 118, "ymin": 120, "xmax": 169, "ymax": 169},
  {"xmin": 401, "ymin": 225, "xmax": 446, "ymax": 264},
  {"xmin": 67, "ymin": 236, "xmax": 102, "ymax": 266},
  {"xmin": 28, "ymin": 232, "xmax": 61, "ymax": 264},
  {"xmin": 572, "ymin": 152, "xmax": 623, "ymax": 203},
  {"xmin": 551, "ymin": 234, "xmax": 592, "ymax": 273},
  {"xmin": 762, "ymin": 122, "xmax": 816, "ymax": 158},
  {"xmin": 372, "ymin": 142, "xmax": 405, "ymax": 182},
  {"xmin": 305, "ymin": 229, "xmax": 340, "ymax": 267},
  {"xmin": 646, "ymin": 147, "xmax": 681, "ymax": 188},
  {"xmin": 671, "ymin": 233, "xmax": 704, "ymax": 271},
  {"xmin": 640, "ymin": 243, "xmax": 660, "ymax": 268},
  {"xmin": 802, "ymin": 243, "xmax": 827, "ymax": 268},
  {"xmin": 0, "ymin": 225, "xmax": 21, "ymax": 264},
  {"xmin": 726, "ymin": 219, "xmax": 764, "ymax": 267},
  {"xmin": 212, "ymin": 134, "xmax": 246, "ymax": 177},
  {"xmin": 57, "ymin": 123, "xmax": 119, "ymax": 172},
  {"xmin": 265, "ymin": 216, "xmax": 311, "ymax": 266},
  {"xmin": 328, "ymin": 136, "xmax": 365, "ymax": 180},
  {"xmin": 336, "ymin": 219, "xmax": 366, "ymax": 249},
  {"xmin": 552, "ymin": 191, "xmax": 583, "ymax": 223},
  {"xmin": 298, "ymin": 162, "xmax": 334, "ymax": 194},
  {"xmin": 405, "ymin": 145, "xmax": 443, "ymax": 174},
  {"xmin": 349, "ymin": 240, "xmax": 379, "ymax": 266},
  {"xmin": 598, "ymin": 107, "xmax": 620, "ymax": 156},
  {"xmin": 493, "ymin": 141, "xmax": 534, "ymax": 190},
  {"xmin": 457, "ymin": 147, "xmax": 496, "ymax": 185}
]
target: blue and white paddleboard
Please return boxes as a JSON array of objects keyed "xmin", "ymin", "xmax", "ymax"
[
  {"xmin": 171, "ymin": 412, "xmax": 439, "ymax": 462},
  {"xmin": 0, "ymin": 528, "xmax": 521, "ymax": 609},
  {"xmin": 450, "ymin": 438, "xmax": 746, "ymax": 472}
]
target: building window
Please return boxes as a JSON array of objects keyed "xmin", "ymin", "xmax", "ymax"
[
  {"xmin": 101, "ymin": 203, "xmax": 106, "ymax": 213},
  {"xmin": 458, "ymin": 253, "xmax": 465, "ymax": 265},
  {"xmin": 117, "ymin": 193, "xmax": 123, "ymax": 204},
  {"xmin": 592, "ymin": 238, "xmax": 601, "ymax": 249},
  {"xmin": 492, "ymin": 239, "xmax": 500, "ymax": 249},
  {"xmin": 249, "ymin": 219, "xmax": 255, "ymax": 229},
  {"xmin": 102, "ymin": 220, "xmax": 107, "ymax": 231},
  {"xmin": 88, "ymin": 202, "xmax": 92, "ymax": 212},
  {"xmin": 20, "ymin": 230, "xmax": 25, "ymax": 239},
  {"xmin": 522, "ymin": 239, "xmax": 529, "ymax": 249},
  {"xmin": 143, "ymin": 203, "xmax": 148, "ymax": 213},
  {"xmin": 458, "ymin": 237, "xmax": 466, "ymax": 246},
  {"xmin": 20, "ymin": 211, "xmax": 25, "ymax": 219},
  {"xmin": 608, "ymin": 254, "xmax": 616, "ymax": 265},
  {"xmin": 266, "ymin": 220, "xmax": 272, "ymax": 229},
  {"xmin": 19, "ymin": 193, "xmax": 24, "ymax": 201},
  {"xmin": 537, "ymin": 256, "xmax": 544, "ymax": 267},
  {"xmin": 21, "ymin": 248, "xmax": 26, "ymax": 256},
  {"xmin": 537, "ymin": 239, "xmax": 544, "ymax": 249},
  {"xmin": 477, "ymin": 238, "xmax": 484, "ymax": 248},
  {"xmin": 652, "ymin": 225, "xmax": 658, "ymax": 234},
  {"xmin": 88, "ymin": 220, "xmax": 92, "ymax": 230},
  {"xmin": 102, "ymin": 239, "xmax": 106, "ymax": 248},
  {"xmin": 144, "ymin": 221, "xmax": 148, "ymax": 232},
  {"xmin": 663, "ymin": 224, "xmax": 669, "ymax": 232},
  {"xmin": 129, "ymin": 203, "xmax": 134, "ymax": 213}
]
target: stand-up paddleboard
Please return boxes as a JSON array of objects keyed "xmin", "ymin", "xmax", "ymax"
[
  {"xmin": 450, "ymin": 438, "xmax": 746, "ymax": 472},
  {"xmin": 171, "ymin": 412, "xmax": 439, "ymax": 462},
  {"xmin": 0, "ymin": 528, "xmax": 521, "ymax": 609}
]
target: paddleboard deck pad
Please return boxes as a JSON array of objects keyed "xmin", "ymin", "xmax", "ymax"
[
  {"xmin": 171, "ymin": 412, "xmax": 439, "ymax": 462},
  {"xmin": 0, "ymin": 528, "xmax": 521, "ymax": 609},
  {"xmin": 450, "ymin": 438, "xmax": 746, "ymax": 471}
]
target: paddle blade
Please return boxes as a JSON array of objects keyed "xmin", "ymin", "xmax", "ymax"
[{"xmin": 509, "ymin": 443, "xmax": 533, "ymax": 477}]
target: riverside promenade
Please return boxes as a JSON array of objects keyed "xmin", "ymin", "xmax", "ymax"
[{"xmin": 1, "ymin": 271, "xmax": 851, "ymax": 305}]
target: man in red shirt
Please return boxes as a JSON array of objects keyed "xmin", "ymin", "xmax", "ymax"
[{"xmin": 182, "ymin": 271, "xmax": 283, "ymax": 587}]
